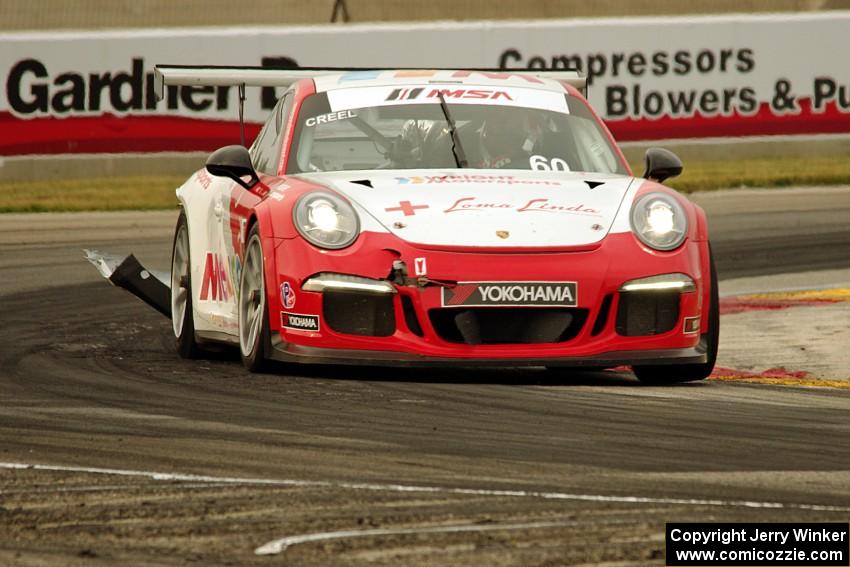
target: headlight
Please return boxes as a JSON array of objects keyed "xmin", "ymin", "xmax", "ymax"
[
  {"xmin": 630, "ymin": 192, "xmax": 688, "ymax": 251},
  {"xmin": 293, "ymin": 191, "xmax": 360, "ymax": 249}
]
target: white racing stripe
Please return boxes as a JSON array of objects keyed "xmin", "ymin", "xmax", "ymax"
[
  {"xmin": 3, "ymin": 461, "xmax": 849, "ymax": 516},
  {"xmin": 254, "ymin": 520, "xmax": 580, "ymax": 555}
]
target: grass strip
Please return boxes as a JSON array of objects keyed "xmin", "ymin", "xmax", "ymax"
[
  {"xmin": 0, "ymin": 176, "xmax": 185, "ymax": 212},
  {"xmin": 629, "ymin": 154, "xmax": 850, "ymax": 193},
  {"xmin": 2, "ymin": 154, "xmax": 850, "ymax": 212}
]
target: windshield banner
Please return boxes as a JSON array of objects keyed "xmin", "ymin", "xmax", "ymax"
[
  {"xmin": 326, "ymin": 85, "xmax": 570, "ymax": 113},
  {"xmin": 1, "ymin": 12, "xmax": 849, "ymax": 156}
]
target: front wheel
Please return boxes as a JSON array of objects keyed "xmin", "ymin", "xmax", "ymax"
[
  {"xmin": 632, "ymin": 244, "xmax": 719, "ymax": 384},
  {"xmin": 238, "ymin": 224, "xmax": 270, "ymax": 372}
]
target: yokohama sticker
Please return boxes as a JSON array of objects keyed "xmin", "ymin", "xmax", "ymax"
[
  {"xmin": 441, "ymin": 281, "xmax": 577, "ymax": 307},
  {"xmin": 281, "ymin": 312, "xmax": 320, "ymax": 331}
]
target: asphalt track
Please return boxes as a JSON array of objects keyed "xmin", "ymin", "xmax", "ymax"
[{"xmin": 1, "ymin": 186, "xmax": 849, "ymax": 566}]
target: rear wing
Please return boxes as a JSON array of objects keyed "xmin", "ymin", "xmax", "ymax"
[
  {"xmin": 153, "ymin": 65, "xmax": 587, "ymax": 99},
  {"xmin": 153, "ymin": 65, "xmax": 587, "ymax": 145}
]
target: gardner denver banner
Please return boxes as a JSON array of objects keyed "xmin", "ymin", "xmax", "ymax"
[{"xmin": 2, "ymin": 12, "xmax": 849, "ymax": 156}]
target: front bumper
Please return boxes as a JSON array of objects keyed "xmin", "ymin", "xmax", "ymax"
[
  {"xmin": 265, "ymin": 231, "xmax": 710, "ymax": 366},
  {"xmin": 269, "ymin": 335, "xmax": 708, "ymax": 367}
]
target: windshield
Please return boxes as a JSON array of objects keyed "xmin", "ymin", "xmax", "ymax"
[{"xmin": 286, "ymin": 86, "xmax": 627, "ymax": 175}]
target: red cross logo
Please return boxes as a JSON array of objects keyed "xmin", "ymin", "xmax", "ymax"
[{"xmin": 385, "ymin": 200, "xmax": 429, "ymax": 216}]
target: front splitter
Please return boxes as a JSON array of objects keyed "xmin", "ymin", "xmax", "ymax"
[{"xmin": 268, "ymin": 333, "xmax": 707, "ymax": 368}]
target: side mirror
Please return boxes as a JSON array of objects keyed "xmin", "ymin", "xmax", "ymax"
[
  {"xmin": 205, "ymin": 145, "xmax": 259, "ymax": 190},
  {"xmin": 642, "ymin": 147, "xmax": 683, "ymax": 184}
]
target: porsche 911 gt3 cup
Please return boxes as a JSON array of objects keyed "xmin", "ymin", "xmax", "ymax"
[{"xmin": 97, "ymin": 66, "xmax": 718, "ymax": 384}]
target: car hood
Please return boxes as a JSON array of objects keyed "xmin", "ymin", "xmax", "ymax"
[{"xmin": 294, "ymin": 170, "xmax": 637, "ymax": 249}]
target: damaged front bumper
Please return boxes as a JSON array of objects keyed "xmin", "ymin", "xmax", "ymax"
[
  {"xmin": 84, "ymin": 249, "xmax": 171, "ymax": 318},
  {"xmin": 265, "ymin": 231, "xmax": 711, "ymax": 366}
]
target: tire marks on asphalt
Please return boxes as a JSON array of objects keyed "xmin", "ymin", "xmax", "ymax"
[{"xmin": 4, "ymin": 462, "xmax": 849, "ymax": 513}]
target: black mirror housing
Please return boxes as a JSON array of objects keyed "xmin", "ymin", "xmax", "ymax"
[
  {"xmin": 205, "ymin": 145, "xmax": 260, "ymax": 190},
  {"xmin": 642, "ymin": 147, "xmax": 683, "ymax": 184}
]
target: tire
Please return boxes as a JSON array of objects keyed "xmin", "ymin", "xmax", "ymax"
[
  {"xmin": 632, "ymin": 244, "xmax": 719, "ymax": 384},
  {"xmin": 238, "ymin": 224, "xmax": 270, "ymax": 372},
  {"xmin": 171, "ymin": 211, "xmax": 202, "ymax": 358}
]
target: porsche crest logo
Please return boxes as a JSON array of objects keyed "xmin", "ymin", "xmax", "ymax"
[{"xmin": 496, "ymin": 230, "xmax": 510, "ymax": 239}]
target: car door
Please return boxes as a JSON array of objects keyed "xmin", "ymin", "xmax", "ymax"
[{"xmin": 190, "ymin": 160, "xmax": 243, "ymax": 336}]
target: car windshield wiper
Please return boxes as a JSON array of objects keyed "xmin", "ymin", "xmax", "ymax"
[{"xmin": 436, "ymin": 92, "xmax": 468, "ymax": 168}]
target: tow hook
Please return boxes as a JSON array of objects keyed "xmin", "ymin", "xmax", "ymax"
[
  {"xmin": 389, "ymin": 260, "xmax": 416, "ymax": 286},
  {"xmin": 389, "ymin": 260, "xmax": 455, "ymax": 289}
]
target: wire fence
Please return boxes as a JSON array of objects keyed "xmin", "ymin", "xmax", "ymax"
[{"xmin": 2, "ymin": 0, "xmax": 849, "ymax": 30}]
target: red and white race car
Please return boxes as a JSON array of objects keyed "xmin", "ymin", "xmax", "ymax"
[{"xmin": 153, "ymin": 66, "xmax": 717, "ymax": 383}]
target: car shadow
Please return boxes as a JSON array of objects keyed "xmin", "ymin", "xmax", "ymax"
[
  {"xmin": 261, "ymin": 360, "xmax": 707, "ymax": 388},
  {"xmin": 162, "ymin": 328, "xmax": 706, "ymax": 388}
]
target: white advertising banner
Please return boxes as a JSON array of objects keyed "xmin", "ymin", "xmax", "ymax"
[{"xmin": 1, "ymin": 12, "xmax": 849, "ymax": 156}]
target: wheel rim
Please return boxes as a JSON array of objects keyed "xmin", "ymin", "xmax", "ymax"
[
  {"xmin": 239, "ymin": 236, "xmax": 265, "ymax": 357},
  {"xmin": 171, "ymin": 224, "xmax": 190, "ymax": 338}
]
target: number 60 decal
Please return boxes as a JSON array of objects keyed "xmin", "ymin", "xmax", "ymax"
[{"xmin": 529, "ymin": 155, "xmax": 570, "ymax": 172}]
